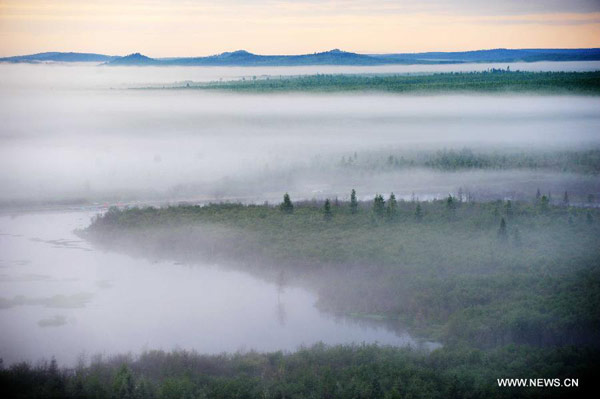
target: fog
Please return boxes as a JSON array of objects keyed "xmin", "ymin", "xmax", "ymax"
[
  {"xmin": 1, "ymin": 62, "xmax": 599, "ymax": 369},
  {"xmin": 2, "ymin": 61, "xmax": 599, "ymax": 90},
  {"xmin": 1, "ymin": 63, "xmax": 599, "ymax": 204},
  {"xmin": 1, "ymin": 211, "xmax": 438, "ymax": 366}
]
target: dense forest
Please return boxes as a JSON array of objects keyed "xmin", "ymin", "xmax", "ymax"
[
  {"xmin": 337, "ymin": 148, "xmax": 600, "ymax": 175},
  {"xmin": 3, "ymin": 193, "xmax": 598, "ymax": 398},
  {"xmin": 163, "ymin": 71, "xmax": 600, "ymax": 94},
  {"xmin": 1, "ymin": 344, "xmax": 596, "ymax": 398}
]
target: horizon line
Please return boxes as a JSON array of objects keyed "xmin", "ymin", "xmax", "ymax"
[{"xmin": 4, "ymin": 46, "xmax": 600, "ymax": 59}]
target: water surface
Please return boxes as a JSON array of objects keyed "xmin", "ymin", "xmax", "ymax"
[{"xmin": 0, "ymin": 210, "xmax": 426, "ymax": 366}]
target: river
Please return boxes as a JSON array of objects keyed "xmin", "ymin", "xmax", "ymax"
[{"xmin": 0, "ymin": 209, "xmax": 434, "ymax": 366}]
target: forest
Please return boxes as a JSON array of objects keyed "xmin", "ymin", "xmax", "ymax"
[
  {"xmin": 1, "ymin": 344, "xmax": 596, "ymax": 399},
  {"xmin": 337, "ymin": 148, "xmax": 600, "ymax": 175},
  {"xmin": 164, "ymin": 71, "xmax": 600, "ymax": 94},
  {"xmin": 2, "ymin": 192, "xmax": 598, "ymax": 398}
]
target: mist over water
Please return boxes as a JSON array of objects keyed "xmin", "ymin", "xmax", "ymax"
[
  {"xmin": 1, "ymin": 62, "xmax": 599, "ymax": 367},
  {"xmin": 1, "ymin": 62, "xmax": 599, "ymax": 204},
  {"xmin": 0, "ymin": 211, "xmax": 427, "ymax": 366}
]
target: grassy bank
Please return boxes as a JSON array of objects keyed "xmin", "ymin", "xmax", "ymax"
[{"xmin": 160, "ymin": 71, "xmax": 600, "ymax": 94}]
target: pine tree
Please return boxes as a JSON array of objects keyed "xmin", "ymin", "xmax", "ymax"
[
  {"xmin": 387, "ymin": 192, "xmax": 397, "ymax": 220},
  {"xmin": 498, "ymin": 217, "xmax": 508, "ymax": 241},
  {"xmin": 536, "ymin": 188, "xmax": 541, "ymax": 201},
  {"xmin": 563, "ymin": 191, "xmax": 569, "ymax": 206},
  {"xmin": 415, "ymin": 203, "xmax": 423, "ymax": 222},
  {"xmin": 323, "ymin": 199, "xmax": 332, "ymax": 221},
  {"xmin": 373, "ymin": 194, "xmax": 385, "ymax": 217},
  {"xmin": 280, "ymin": 193, "xmax": 294, "ymax": 214},
  {"xmin": 350, "ymin": 189, "xmax": 358, "ymax": 214}
]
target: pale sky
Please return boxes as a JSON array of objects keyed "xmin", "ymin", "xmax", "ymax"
[{"xmin": 1, "ymin": 0, "xmax": 599, "ymax": 57}]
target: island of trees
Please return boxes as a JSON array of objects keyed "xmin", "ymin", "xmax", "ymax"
[{"xmin": 155, "ymin": 71, "xmax": 600, "ymax": 95}]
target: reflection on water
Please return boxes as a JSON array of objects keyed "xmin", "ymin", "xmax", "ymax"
[{"xmin": 0, "ymin": 210, "xmax": 435, "ymax": 366}]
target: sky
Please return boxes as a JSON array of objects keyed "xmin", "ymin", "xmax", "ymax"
[{"xmin": 1, "ymin": 0, "xmax": 599, "ymax": 57}]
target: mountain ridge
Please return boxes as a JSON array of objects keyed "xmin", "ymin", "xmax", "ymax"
[{"xmin": 2, "ymin": 48, "xmax": 600, "ymax": 66}]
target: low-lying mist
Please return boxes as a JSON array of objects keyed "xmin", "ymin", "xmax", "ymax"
[{"xmin": 1, "ymin": 63, "xmax": 599, "ymax": 206}]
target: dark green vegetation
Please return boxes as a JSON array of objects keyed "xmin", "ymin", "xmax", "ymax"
[
  {"xmin": 339, "ymin": 148, "xmax": 600, "ymax": 175},
  {"xmin": 4, "ymin": 194, "xmax": 599, "ymax": 397},
  {"xmin": 84, "ymin": 196, "xmax": 600, "ymax": 349},
  {"xmin": 1, "ymin": 344, "xmax": 596, "ymax": 399},
  {"xmin": 170, "ymin": 71, "xmax": 600, "ymax": 94}
]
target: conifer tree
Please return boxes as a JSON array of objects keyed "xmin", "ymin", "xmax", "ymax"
[
  {"xmin": 323, "ymin": 199, "xmax": 332, "ymax": 221},
  {"xmin": 350, "ymin": 189, "xmax": 358, "ymax": 214},
  {"xmin": 563, "ymin": 191, "xmax": 569, "ymax": 206},
  {"xmin": 373, "ymin": 194, "xmax": 385, "ymax": 217},
  {"xmin": 415, "ymin": 203, "xmax": 423, "ymax": 222},
  {"xmin": 387, "ymin": 192, "xmax": 397, "ymax": 220},
  {"xmin": 280, "ymin": 193, "xmax": 294, "ymax": 214}
]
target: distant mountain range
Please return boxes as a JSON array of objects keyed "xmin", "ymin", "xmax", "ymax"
[
  {"xmin": 2, "ymin": 48, "xmax": 600, "ymax": 66},
  {"xmin": 0, "ymin": 51, "xmax": 118, "ymax": 63}
]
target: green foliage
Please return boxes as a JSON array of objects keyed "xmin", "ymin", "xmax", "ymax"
[
  {"xmin": 387, "ymin": 193, "xmax": 398, "ymax": 220},
  {"xmin": 2, "ymin": 344, "xmax": 597, "ymax": 399},
  {"xmin": 192, "ymin": 71, "xmax": 600, "ymax": 95},
  {"xmin": 373, "ymin": 194, "xmax": 385, "ymax": 217},
  {"xmin": 7, "ymin": 197, "xmax": 600, "ymax": 399},
  {"xmin": 280, "ymin": 193, "xmax": 294, "ymax": 214},
  {"xmin": 415, "ymin": 202, "xmax": 423, "ymax": 222},
  {"xmin": 338, "ymin": 148, "xmax": 600, "ymax": 175},
  {"xmin": 323, "ymin": 199, "xmax": 332, "ymax": 221},
  {"xmin": 350, "ymin": 189, "xmax": 358, "ymax": 214},
  {"xmin": 113, "ymin": 365, "xmax": 135, "ymax": 399},
  {"xmin": 85, "ymin": 198, "xmax": 600, "ymax": 352}
]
